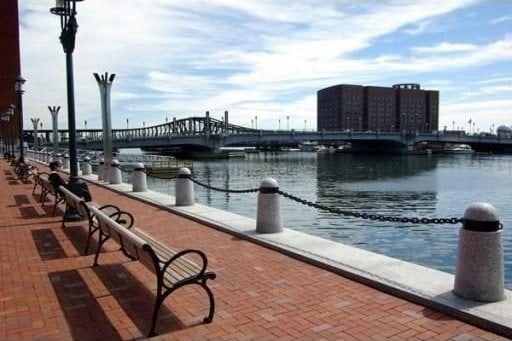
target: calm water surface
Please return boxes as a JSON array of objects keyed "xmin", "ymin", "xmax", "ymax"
[{"xmin": 124, "ymin": 151, "xmax": 512, "ymax": 287}]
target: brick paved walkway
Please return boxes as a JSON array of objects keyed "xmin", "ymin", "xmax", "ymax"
[{"xmin": 0, "ymin": 161, "xmax": 507, "ymax": 340}]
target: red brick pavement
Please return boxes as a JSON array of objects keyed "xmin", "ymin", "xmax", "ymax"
[{"xmin": 0, "ymin": 161, "xmax": 507, "ymax": 340}]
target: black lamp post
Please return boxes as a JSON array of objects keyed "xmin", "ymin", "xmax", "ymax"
[
  {"xmin": 1, "ymin": 111, "xmax": 11, "ymax": 157},
  {"xmin": 7, "ymin": 104, "xmax": 15, "ymax": 160},
  {"xmin": 14, "ymin": 75, "xmax": 25, "ymax": 162},
  {"xmin": 50, "ymin": 0, "xmax": 84, "ymax": 187}
]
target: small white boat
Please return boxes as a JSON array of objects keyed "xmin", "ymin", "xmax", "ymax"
[{"xmin": 441, "ymin": 144, "xmax": 474, "ymax": 154}]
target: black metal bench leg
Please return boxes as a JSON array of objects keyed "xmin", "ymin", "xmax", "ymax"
[
  {"xmin": 84, "ymin": 225, "xmax": 97, "ymax": 256},
  {"xmin": 93, "ymin": 233, "xmax": 109, "ymax": 267},
  {"xmin": 61, "ymin": 204, "xmax": 69, "ymax": 228},
  {"xmin": 148, "ymin": 292, "xmax": 167, "ymax": 337},
  {"xmin": 202, "ymin": 285, "xmax": 215, "ymax": 323},
  {"xmin": 40, "ymin": 189, "xmax": 46, "ymax": 205},
  {"xmin": 52, "ymin": 198, "xmax": 58, "ymax": 216}
]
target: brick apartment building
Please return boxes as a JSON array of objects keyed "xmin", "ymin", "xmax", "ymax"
[
  {"xmin": 317, "ymin": 83, "xmax": 439, "ymax": 132},
  {"xmin": 0, "ymin": 0, "xmax": 22, "ymax": 149}
]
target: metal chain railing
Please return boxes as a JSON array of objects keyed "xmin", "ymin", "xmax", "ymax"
[
  {"xmin": 277, "ymin": 189, "xmax": 463, "ymax": 225},
  {"xmin": 113, "ymin": 169, "xmax": 464, "ymax": 225},
  {"xmin": 189, "ymin": 177, "xmax": 259, "ymax": 194}
]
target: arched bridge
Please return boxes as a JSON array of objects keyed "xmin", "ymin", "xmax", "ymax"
[{"xmin": 28, "ymin": 116, "xmax": 512, "ymax": 153}]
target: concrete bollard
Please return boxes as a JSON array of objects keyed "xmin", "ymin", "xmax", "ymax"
[
  {"xmin": 454, "ymin": 202, "xmax": 505, "ymax": 302},
  {"xmin": 256, "ymin": 178, "xmax": 282, "ymax": 233},
  {"xmin": 98, "ymin": 158, "xmax": 105, "ymax": 181},
  {"xmin": 109, "ymin": 159, "xmax": 122, "ymax": 184},
  {"xmin": 175, "ymin": 168, "xmax": 194, "ymax": 206},
  {"xmin": 63, "ymin": 154, "xmax": 70, "ymax": 170},
  {"xmin": 132, "ymin": 162, "xmax": 147, "ymax": 192},
  {"xmin": 81, "ymin": 157, "xmax": 92, "ymax": 175}
]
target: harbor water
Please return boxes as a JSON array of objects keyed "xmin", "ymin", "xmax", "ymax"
[{"xmin": 121, "ymin": 150, "xmax": 512, "ymax": 288}]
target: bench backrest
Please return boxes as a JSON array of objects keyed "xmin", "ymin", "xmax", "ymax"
[
  {"xmin": 60, "ymin": 186, "xmax": 90, "ymax": 218},
  {"xmin": 40, "ymin": 176, "xmax": 58, "ymax": 195},
  {"xmin": 87, "ymin": 204, "xmax": 157, "ymax": 272},
  {"xmin": 34, "ymin": 172, "xmax": 48, "ymax": 185}
]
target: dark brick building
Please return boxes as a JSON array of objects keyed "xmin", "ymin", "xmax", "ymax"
[
  {"xmin": 0, "ymin": 0, "xmax": 22, "ymax": 149},
  {"xmin": 317, "ymin": 83, "xmax": 439, "ymax": 132}
]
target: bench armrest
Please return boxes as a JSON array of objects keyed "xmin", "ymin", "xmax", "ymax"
[{"xmin": 159, "ymin": 248, "xmax": 209, "ymax": 281}]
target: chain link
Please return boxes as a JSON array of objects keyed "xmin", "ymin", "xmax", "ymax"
[
  {"xmin": 277, "ymin": 190, "xmax": 463, "ymax": 225},
  {"xmin": 115, "ymin": 169, "xmax": 463, "ymax": 225},
  {"xmin": 190, "ymin": 177, "xmax": 259, "ymax": 194}
]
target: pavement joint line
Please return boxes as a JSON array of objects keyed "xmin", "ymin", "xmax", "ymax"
[{"xmin": 29, "ymin": 159, "xmax": 512, "ymax": 338}]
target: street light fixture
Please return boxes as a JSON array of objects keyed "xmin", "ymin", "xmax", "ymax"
[
  {"xmin": 14, "ymin": 76, "xmax": 26, "ymax": 161},
  {"xmin": 1, "ymin": 109, "xmax": 13, "ymax": 158},
  {"xmin": 50, "ymin": 0, "xmax": 84, "ymax": 188},
  {"xmin": 2, "ymin": 104, "xmax": 16, "ymax": 160}
]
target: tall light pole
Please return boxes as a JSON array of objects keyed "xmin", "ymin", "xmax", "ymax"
[
  {"xmin": 287, "ymin": 116, "xmax": 290, "ymax": 130},
  {"xmin": 1, "ymin": 112, "xmax": 8, "ymax": 155},
  {"xmin": 31, "ymin": 118, "xmax": 40, "ymax": 150},
  {"xmin": 14, "ymin": 76, "xmax": 26, "ymax": 161},
  {"xmin": 51, "ymin": 0, "xmax": 84, "ymax": 187},
  {"xmin": 7, "ymin": 104, "xmax": 15, "ymax": 159},
  {"xmin": 1, "ymin": 108, "xmax": 13, "ymax": 158},
  {"xmin": 94, "ymin": 72, "xmax": 115, "ymax": 182},
  {"xmin": 48, "ymin": 106, "xmax": 60, "ymax": 160}
]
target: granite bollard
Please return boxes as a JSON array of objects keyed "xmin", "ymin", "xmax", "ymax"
[
  {"xmin": 454, "ymin": 202, "xmax": 505, "ymax": 302},
  {"xmin": 132, "ymin": 162, "xmax": 147, "ymax": 192},
  {"xmin": 110, "ymin": 159, "xmax": 122, "ymax": 184},
  {"xmin": 81, "ymin": 156, "xmax": 92, "ymax": 175},
  {"xmin": 175, "ymin": 167, "xmax": 194, "ymax": 206},
  {"xmin": 256, "ymin": 178, "xmax": 282, "ymax": 233}
]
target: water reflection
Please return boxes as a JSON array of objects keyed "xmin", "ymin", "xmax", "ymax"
[{"xmin": 137, "ymin": 151, "xmax": 511, "ymax": 288}]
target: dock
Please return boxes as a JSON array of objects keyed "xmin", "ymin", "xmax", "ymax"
[{"xmin": 0, "ymin": 159, "xmax": 509, "ymax": 340}]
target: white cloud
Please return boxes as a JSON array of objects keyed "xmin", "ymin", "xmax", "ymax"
[
  {"xmin": 17, "ymin": 0, "xmax": 510, "ymax": 135},
  {"xmin": 490, "ymin": 15, "xmax": 512, "ymax": 25},
  {"xmin": 411, "ymin": 42, "xmax": 478, "ymax": 54}
]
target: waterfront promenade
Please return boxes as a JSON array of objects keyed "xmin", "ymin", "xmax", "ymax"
[{"xmin": 0, "ymin": 160, "xmax": 507, "ymax": 340}]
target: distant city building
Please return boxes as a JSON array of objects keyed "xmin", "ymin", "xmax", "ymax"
[{"xmin": 317, "ymin": 83, "xmax": 439, "ymax": 132}]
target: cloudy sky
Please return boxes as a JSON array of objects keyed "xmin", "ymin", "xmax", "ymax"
[{"xmin": 18, "ymin": 0, "xmax": 512, "ymax": 133}]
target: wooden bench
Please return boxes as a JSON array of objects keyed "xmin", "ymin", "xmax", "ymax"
[
  {"xmin": 60, "ymin": 186, "xmax": 131, "ymax": 255},
  {"xmin": 32, "ymin": 172, "xmax": 49, "ymax": 195},
  {"xmin": 39, "ymin": 175, "xmax": 64, "ymax": 216},
  {"xmin": 87, "ymin": 204, "xmax": 216, "ymax": 336},
  {"xmin": 15, "ymin": 161, "xmax": 38, "ymax": 181}
]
